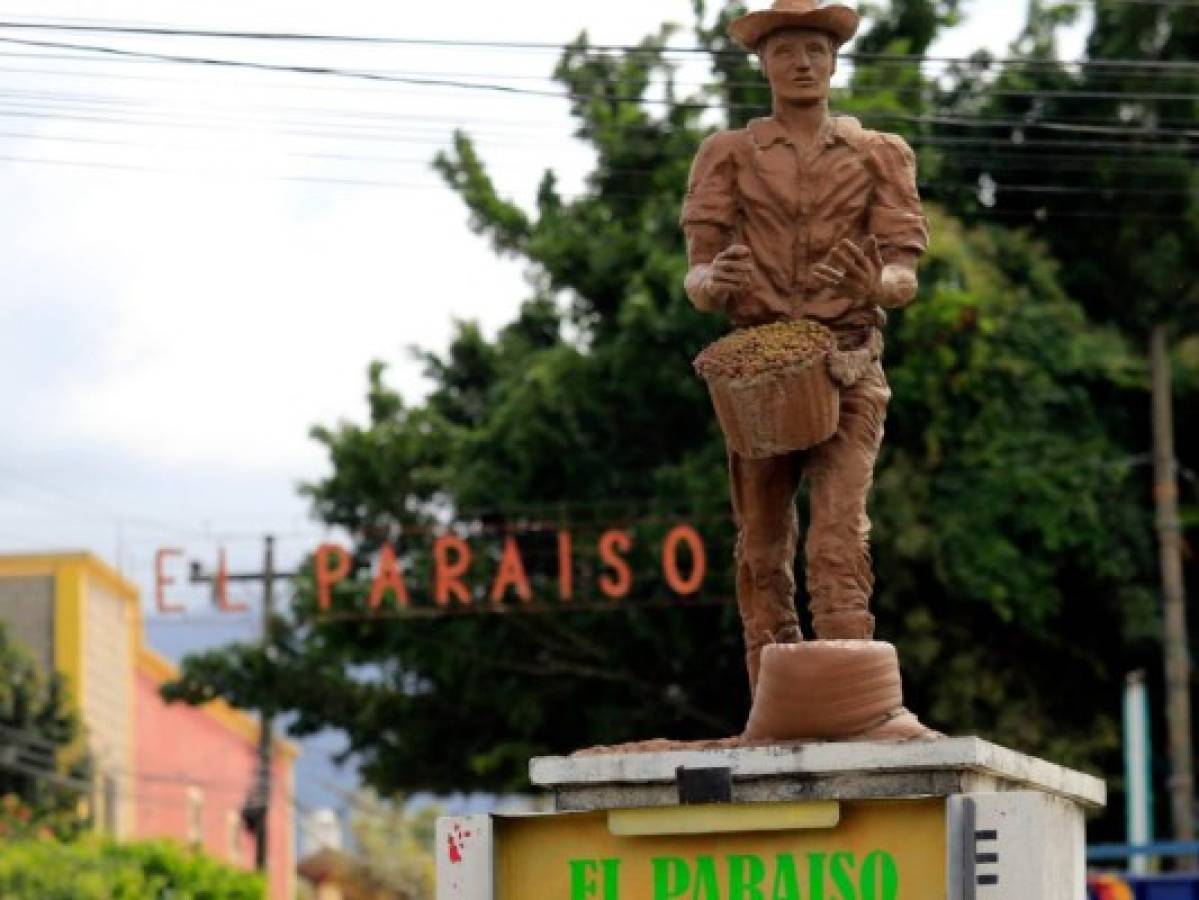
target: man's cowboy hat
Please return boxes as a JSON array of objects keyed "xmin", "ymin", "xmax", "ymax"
[{"xmin": 728, "ymin": 0, "xmax": 860, "ymax": 52}]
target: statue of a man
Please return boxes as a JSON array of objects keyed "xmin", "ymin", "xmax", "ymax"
[{"xmin": 681, "ymin": 0, "xmax": 929, "ymax": 694}]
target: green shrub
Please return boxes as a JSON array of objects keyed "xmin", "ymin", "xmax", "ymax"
[{"xmin": 0, "ymin": 838, "xmax": 264, "ymax": 899}]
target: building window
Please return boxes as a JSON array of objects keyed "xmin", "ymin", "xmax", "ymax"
[
  {"xmin": 102, "ymin": 775, "xmax": 119, "ymax": 835},
  {"xmin": 226, "ymin": 810, "xmax": 242, "ymax": 861},
  {"xmin": 187, "ymin": 787, "xmax": 204, "ymax": 846}
]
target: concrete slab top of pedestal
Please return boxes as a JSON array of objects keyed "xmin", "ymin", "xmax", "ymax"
[{"xmin": 529, "ymin": 737, "xmax": 1106, "ymax": 810}]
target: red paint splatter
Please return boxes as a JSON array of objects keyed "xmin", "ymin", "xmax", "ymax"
[{"xmin": 447, "ymin": 832, "xmax": 463, "ymax": 864}]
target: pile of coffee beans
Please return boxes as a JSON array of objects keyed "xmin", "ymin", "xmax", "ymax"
[{"xmin": 694, "ymin": 320, "xmax": 835, "ymax": 380}]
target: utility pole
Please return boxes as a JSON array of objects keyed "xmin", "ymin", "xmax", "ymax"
[
  {"xmin": 1150, "ymin": 324, "xmax": 1196, "ymax": 866},
  {"xmin": 251, "ymin": 534, "xmax": 276, "ymax": 873},
  {"xmin": 189, "ymin": 535, "xmax": 283, "ymax": 875}
]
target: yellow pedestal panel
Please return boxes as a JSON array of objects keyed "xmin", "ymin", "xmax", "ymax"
[{"xmin": 495, "ymin": 799, "xmax": 944, "ymax": 899}]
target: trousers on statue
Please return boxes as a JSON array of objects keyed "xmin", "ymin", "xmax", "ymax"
[{"xmin": 729, "ymin": 361, "xmax": 890, "ymax": 693}]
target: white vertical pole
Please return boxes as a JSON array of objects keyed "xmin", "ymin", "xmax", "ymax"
[
  {"xmin": 1124, "ymin": 670, "xmax": 1154, "ymax": 875},
  {"xmin": 437, "ymin": 815, "xmax": 494, "ymax": 900}
]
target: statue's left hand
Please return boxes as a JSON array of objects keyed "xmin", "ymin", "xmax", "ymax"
[{"xmin": 813, "ymin": 237, "xmax": 884, "ymax": 306}]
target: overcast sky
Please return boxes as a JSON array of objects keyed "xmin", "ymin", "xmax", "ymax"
[{"xmin": 0, "ymin": 0, "xmax": 1086, "ymax": 816}]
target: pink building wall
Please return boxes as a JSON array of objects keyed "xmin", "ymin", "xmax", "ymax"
[{"xmin": 135, "ymin": 666, "xmax": 295, "ymax": 900}]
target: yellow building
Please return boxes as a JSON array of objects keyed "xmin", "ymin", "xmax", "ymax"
[
  {"xmin": 0, "ymin": 552, "xmax": 139, "ymax": 836},
  {"xmin": 0, "ymin": 552, "xmax": 298, "ymax": 899}
]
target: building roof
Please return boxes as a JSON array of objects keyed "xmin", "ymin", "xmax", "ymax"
[
  {"xmin": 0, "ymin": 551, "xmax": 139, "ymax": 604},
  {"xmin": 137, "ymin": 645, "xmax": 301, "ymax": 760}
]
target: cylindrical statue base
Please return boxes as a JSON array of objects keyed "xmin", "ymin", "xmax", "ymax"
[{"xmin": 744, "ymin": 640, "xmax": 937, "ymax": 742}]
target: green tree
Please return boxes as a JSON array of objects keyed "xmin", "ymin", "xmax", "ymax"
[
  {"xmin": 348, "ymin": 791, "xmax": 441, "ymax": 900},
  {"xmin": 0, "ymin": 621, "xmax": 88, "ymax": 839},
  {"xmin": 926, "ymin": 0, "xmax": 1198, "ymax": 333},
  {"xmin": 855, "ymin": 0, "xmax": 962, "ymax": 57},
  {"xmin": 165, "ymin": 2, "xmax": 1183, "ymax": 842}
]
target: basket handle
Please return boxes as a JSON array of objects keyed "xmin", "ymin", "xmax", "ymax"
[{"xmin": 826, "ymin": 331, "xmax": 883, "ymax": 388}]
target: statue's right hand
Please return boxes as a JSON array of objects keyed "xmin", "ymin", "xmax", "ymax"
[{"xmin": 702, "ymin": 243, "xmax": 755, "ymax": 307}]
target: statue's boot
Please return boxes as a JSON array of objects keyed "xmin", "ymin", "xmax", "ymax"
[
  {"xmin": 850, "ymin": 706, "xmax": 941, "ymax": 742},
  {"xmin": 743, "ymin": 641, "xmax": 940, "ymax": 743}
]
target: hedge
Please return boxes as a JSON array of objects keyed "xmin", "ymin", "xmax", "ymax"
[{"xmin": 0, "ymin": 838, "xmax": 264, "ymax": 899}]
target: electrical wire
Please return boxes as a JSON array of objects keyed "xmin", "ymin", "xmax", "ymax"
[
  {"xmin": 1076, "ymin": 0, "xmax": 1199, "ymax": 6},
  {"xmin": 4, "ymin": 98, "xmax": 1194, "ymax": 179},
  {"xmin": 2, "ymin": 47, "xmax": 1197, "ymax": 98},
  {"xmin": 0, "ymin": 736, "xmax": 315, "ymax": 818},
  {"xmin": 3, "ymin": 146, "xmax": 1195, "ymax": 208},
  {"xmin": 3, "ymin": 75, "xmax": 1199, "ymax": 129},
  {"xmin": 0, "ymin": 41, "xmax": 1195, "ymax": 137},
  {"xmin": 0, "ymin": 151, "xmax": 441, "ymax": 188},
  {"xmin": 4, "ymin": 20, "xmax": 1199, "ymax": 64},
  {"xmin": 0, "ymin": 466, "xmax": 207, "ymax": 541},
  {"xmin": 0, "ymin": 35, "xmax": 585, "ymax": 100},
  {"xmin": 3, "ymin": 33, "xmax": 1199, "ymax": 115},
  {"xmin": 5, "ymin": 58, "xmax": 1197, "ymax": 105},
  {"xmin": 0, "ymin": 99, "xmax": 1187, "ymax": 154},
  {"xmin": 0, "ymin": 94, "xmax": 1195, "ymax": 148},
  {"xmin": 0, "ymin": 36, "xmax": 1194, "ymax": 143}
]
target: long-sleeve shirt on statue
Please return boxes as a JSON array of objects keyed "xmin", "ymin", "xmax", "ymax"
[{"xmin": 681, "ymin": 115, "xmax": 930, "ymax": 329}]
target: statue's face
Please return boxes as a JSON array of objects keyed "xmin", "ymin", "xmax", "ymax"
[{"xmin": 761, "ymin": 27, "xmax": 835, "ymax": 104}]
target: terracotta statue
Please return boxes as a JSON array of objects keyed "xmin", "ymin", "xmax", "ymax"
[{"xmin": 682, "ymin": 0, "xmax": 934, "ymax": 740}]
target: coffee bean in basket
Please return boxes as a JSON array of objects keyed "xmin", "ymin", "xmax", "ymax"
[{"xmin": 694, "ymin": 320, "xmax": 840, "ymax": 459}]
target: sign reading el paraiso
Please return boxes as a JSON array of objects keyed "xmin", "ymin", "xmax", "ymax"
[
  {"xmin": 567, "ymin": 849, "xmax": 900, "ymax": 899},
  {"xmin": 153, "ymin": 523, "xmax": 712, "ymax": 615}
]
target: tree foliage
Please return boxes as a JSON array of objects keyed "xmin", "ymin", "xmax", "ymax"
[
  {"xmin": 0, "ymin": 839, "xmax": 263, "ymax": 900},
  {"xmin": 855, "ymin": 0, "xmax": 963, "ymax": 57},
  {"xmin": 347, "ymin": 791, "xmax": 441, "ymax": 900},
  {"xmin": 0, "ymin": 621, "xmax": 88, "ymax": 839},
  {"xmin": 166, "ymin": 1, "xmax": 1197, "ymax": 840},
  {"xmin": 934, "ymin": 0, "xmax": 1199, "ymax": 334}
]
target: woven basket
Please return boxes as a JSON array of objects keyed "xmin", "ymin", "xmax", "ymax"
[{"xmin": 703, "ymin": 356, "xmax": 839, "ymax": 459}]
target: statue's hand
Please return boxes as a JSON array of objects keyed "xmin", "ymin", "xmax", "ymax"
[
  {"xmin": 813, "ymin": 237, "xmax": 885, "ymax": 307},
  {"xmin": 701, "ymin": 243, "xmax": 755, "ymax": 309}
]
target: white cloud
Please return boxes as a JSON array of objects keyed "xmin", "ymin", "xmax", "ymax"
[{"xmin": 55, "ymin": 168, "xmax": 531, "ymax": 471}]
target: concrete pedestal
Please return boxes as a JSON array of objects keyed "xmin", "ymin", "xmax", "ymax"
[{"xmin": 438, "ymin": 737, "xmax": 1106, "ymax": 899}]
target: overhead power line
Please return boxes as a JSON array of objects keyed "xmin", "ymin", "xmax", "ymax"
[
  {"xmin": 0, "ymin": 150, "xmax": 437, "ymax": 188},
  {"xmin": 0, "ymin": 47, "xmax": 1194, "ymax": 94},
  {"xmin": 1076, "ymin": 0, "xmax": 1199, "ymax": 6},
  {"xmin": 1, "ymin": 35, "xmax": 1197, "ymax": 142},
  {"xmin": 5, "ymin": 66, "xmax": 1199, "ymax": 109},
  {"xmin": 0, "ymin": 463, "xmax": 206, "ymax": 540},
  {"xmin": 3, "ymin": 91, "xmax": 1195, "ymax": 142},
  {"xmin": 4, "ymin": 21, "xmax": 1199, "ymax": 69},
  {"xmin": 0, "ymin": 102, "xmax": 1194, "ymax": 163},
  {"xmin": 4, "ymin": 149, "xmax": 1197, "ymax": 224},
  {"xmin": 932, "ymin": 181, "xmax": 1197, "ymax": 198},
  {"xmin": 0, "ymin": 24, "xmax": 1193, "ymax": 217},
  {"xmin": 2, "ymin": 123, "xmax": 1192, "ymax": 179},
  {"xmin": 2, "ymin": 145, "xmax": 1193, "ymax": 201},
  {"xmin": 0, "ymin": 35, "xmax": 576, "ymax": 100}
]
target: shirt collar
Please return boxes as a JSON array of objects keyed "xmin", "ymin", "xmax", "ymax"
[{"xmin": 748, "ymin": 115, "xmax": 847, "ymax": 150}]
